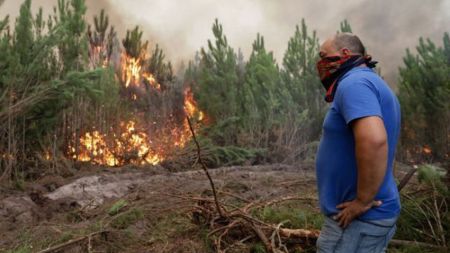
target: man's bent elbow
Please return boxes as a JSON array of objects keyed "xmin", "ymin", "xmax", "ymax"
[{"xmin": 367, "ymin": 136, "xmax": 387, "ymax": 150}]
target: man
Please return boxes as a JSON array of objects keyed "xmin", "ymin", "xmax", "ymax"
[{"xmin": 315, "ymin": 33, "xmax": 401, "ymax": 253}]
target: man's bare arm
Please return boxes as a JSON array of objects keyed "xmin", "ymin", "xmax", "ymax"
[
  {"xmin": 335, "ymin": 116, "xmax": 388, "ymax": 227},
  {"xmin": 353, "ymin": 116, "xmax": 388, "ymax": 205}
]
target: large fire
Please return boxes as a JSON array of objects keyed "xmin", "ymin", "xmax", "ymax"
[
  {"xmin": 71, "ymin": 47, "xmax": 204, "ymax": 166},
  {"xmin": 72, "ymin": 121, "xmax": 164, "ymax": 166}
]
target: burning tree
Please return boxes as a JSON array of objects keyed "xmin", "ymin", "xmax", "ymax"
[
  {"xmin": 68, "ymin": 21, "xmax": 205, "ymax": 167},
  {"xmin": 87, "ymin": 9, "xmax": 116, "ymax": 68},
  {"xmin": 0, "ymin": 0, "xmax": 207, "ymax": 183}
]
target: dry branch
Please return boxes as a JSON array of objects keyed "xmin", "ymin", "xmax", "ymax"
[
  {"xmin": 185, "ymin": 117, "xmax": 320, "ymax": 252},
  {"xmin": 37, "ymin": 230, "xmax": 109, "ymax": 253},
  {"xmin": 187, "ymin": 116, "xmax": 224, "ymax": 217},
  {"xmin": 397, "ymin": 168, "xmax": 417, "ymax": 192}
]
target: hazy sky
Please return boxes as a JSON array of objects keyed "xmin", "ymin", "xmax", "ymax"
[{"xmin": 1, "ymin": 0, "xmax": 450, "ymax": 85}]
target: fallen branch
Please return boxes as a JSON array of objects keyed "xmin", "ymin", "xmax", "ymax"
[
  {"xmin": 252, "ymin": 224, "xmax": 273, "ymax": 252},
  {"xmin": 278, "ymin": 228, "xmax": 320, "ymax": 239},
  {"xmin": 390, "ymin": 239, "xmax": 448, "ymax": 250},
  {"xmin": 37, "ymin": 230, "xmax": 109, "ymax": 253}
]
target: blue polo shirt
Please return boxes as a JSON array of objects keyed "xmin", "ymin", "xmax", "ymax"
[{"xmin": 316, "ymin": 67, "xmax": 401, "ymax": 220}]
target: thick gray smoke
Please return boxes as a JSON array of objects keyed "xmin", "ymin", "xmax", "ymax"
[{"xmin": 1, "ymin": 0, "xmax": 450, "ymax": 85}]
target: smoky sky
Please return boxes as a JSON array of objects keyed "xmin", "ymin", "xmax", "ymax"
[{"xmin": 1, "ymin": 0, "xmax": 450, "ymax": 86}]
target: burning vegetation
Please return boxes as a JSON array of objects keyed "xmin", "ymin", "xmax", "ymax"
[{"xmin": 71, "ymin": 21, "xmax": 204, "ymax": 167}]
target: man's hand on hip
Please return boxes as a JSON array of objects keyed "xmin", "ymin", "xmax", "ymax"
[{"xmin": 334, "ymin": 199, "xmax": 382, "ymax": 228}]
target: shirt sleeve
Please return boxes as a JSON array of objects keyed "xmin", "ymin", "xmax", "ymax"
[{"xmin": 335, "ymin": 80, "xmax": 382, "ymax": 125}]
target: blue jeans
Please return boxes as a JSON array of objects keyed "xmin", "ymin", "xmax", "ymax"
[{"xmin": 317, "ymin": 216, "xmax": 397, "ymax": 253}]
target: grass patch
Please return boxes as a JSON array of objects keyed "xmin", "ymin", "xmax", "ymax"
[
  {"xmin": 146, "ymin": 213, "xmax": 193, "ymax": 241},
  {"xmin": 6, "ymin": 245, "xmax": 32, "ymax": 253},
  {"xmin": 110, "ymin": 208, "xmax": 143, "ymax": 229},
  {"xmin": 108, "ymin": 199, "xmax": 128, "ymax": 216},
  {"xmin": 250, "ymin": 243, "xmax": 266, "ymax": 253},
  {"xmin": 395, "ymin": 164, "xmax": 448, "ymax": 248},
  {"xmin": 253, "ymin": 202, "xmax": 323, "ymax": 230}
]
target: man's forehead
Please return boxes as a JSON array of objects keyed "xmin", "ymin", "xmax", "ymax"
[
  {"xmin": 320, "ymin": 37, "xmax": 340, "ymax": 57},
  {"xmin": 321, "ymin": 38, "xmax": 335, "ymax": 51}
]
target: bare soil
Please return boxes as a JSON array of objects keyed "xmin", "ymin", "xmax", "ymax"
[{"xmin": 0, "ymin": 163, "xmax": 320, "ymax": 253}]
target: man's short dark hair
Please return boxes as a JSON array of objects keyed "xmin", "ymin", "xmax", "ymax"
[{"xmin": 333, "ymin": 33, "xmax": 366, "ymax": 55}]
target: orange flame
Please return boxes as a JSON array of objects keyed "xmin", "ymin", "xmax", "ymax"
[
  {"xmin": 71, "ymin": 51, "xmax": 205, "ymax": 167},
  {"xmin": 44, "ymin": 150, "xmax": 52, "ymax": 161},
  {"xmin": 184, "ymin": 88, "xmax": 204, "ymax": 121},
  {"xmin": 72, "ymin": 121, "xmax": 164, "ymax": 166},
  {"xmin": 121, "ymin": 53, "xmax": 161, "ymax": 90},
  {"xmin": 423, "ymin": 145, "xmax": 432, "ymax": 155},
  {"xmin": 121, "ymin": 55, "xmax": 142, "ymax": 88}
]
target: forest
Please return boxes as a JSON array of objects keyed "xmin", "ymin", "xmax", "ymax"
[{"xmin": 0, "ymin": 0, "xmax": 448, "ymax": 252}]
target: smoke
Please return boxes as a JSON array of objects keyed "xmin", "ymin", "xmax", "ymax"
[
  {"xmin": 1, "ymin": 0, "xmax": 449, "ymax": 85},
  {"xmin": 104, "ymin": 0, "xmax": 450, "ymax": 86}
]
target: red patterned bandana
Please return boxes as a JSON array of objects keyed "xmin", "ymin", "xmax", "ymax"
[{"xmin": 316, "ymin": 55, "xmax": 377, "ymax": 102}]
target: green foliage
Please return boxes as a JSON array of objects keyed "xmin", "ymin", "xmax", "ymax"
[
  {"xmin": 339, "ymin": 19, "xmax": 353, "ymax": 33},
  {"xmin": 197, "ymin": 19, "xmax": 239, "ymax": 124},
  {"xmin": 187, "ymin": 19, "xmax": 241, "ymax": 147},
  {"xmin": 418, "ymin": 164, "xmax": 447, "ymax": 194},
  {"xmin": 240, "ymin": 33, "xmax": 290, "ymax": 148},
  {"xmin": 14, "ymin": 0, "xmax": 33, "ymax": 65},
  {"xmin": 185, "ymin": 135, "xmax": 264, "ymax": 168},
  {"xmin": 0, "ymin": 15, "xmax": 8, "ymax": 33},
  {"xmin": 147, "ymin": 44, "xmax": 174, "ymax": 87},
  {"xmin": 88, "ymin": 9, "xmax": 116, "ymax": 66},
  {"xmin": 93, "ymin": 9, "xmax": 109, "ymax": 35},
  {"xmin": 110, "ymin": 208, "xmax": 144, "ymax": 229},
  {"xmin": 122, "ymin": 26, "xmax": 148, "ymax": 59},
  {"xmin": 205, "ymin": 143, "xmax": 263, "ymax": 167},
  {"xmin": 0, "ymin": 0, "xmax": 120, "ymax": 180},
  {"xmin": 189, "ymin": 19, "xmax": 327, "ymax": 163},
  {"xmin": 108, "ymin": 199, "xmax": 128, "ymax": 216},
  {"xmin": 396, "ymin": 164, "xmax": 448, "ymax": 247},
  {"xmin": 281, "ymin": 19, "xmax": 326, "ymax": 143},
  {"xmin": 7, "ymin": 246, "xmax": 32, "ymax": 253},
  {"xmin": 250, "ymin": 243, "xmax": 266, "ymax": 253},
  {"xmin": 399, "ymin": 35, "xmax": 450, "ymax": 161},
  {"xmin": 53, "ymin": 0, "xmax": 89, "ymax": 72},
  {"xmin": 254, "ymin": 204, "xmax": 323, "ymax": 230}
]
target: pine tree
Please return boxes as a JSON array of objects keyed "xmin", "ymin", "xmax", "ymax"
[
  {"xmin": 197, "ymin": 19, "xmax": 239, "ymax": 122},
  {"xmin": 399, "ymin": 35, "xmax": 450, "ymax": 162},
  {"xmin": 0, "ymin": 14, "xmax": 9, "ymax": 33},
  {"xmin": 122, "ymin": 26, "xmax": 148, "ymax": 59},
  {"xmin": 281, "ymin": 19, "xmax": 325, "ymax": 141},
  {"xmin": 14, "ymin": 0, "xmax": 34, "ymax": 65},
  {"xmin": 34, "ymin": 8, "xmax": 45, "ymax": 38},
  {"xmin": 53, "ymin": 0, "xmax": 89, "ymax": 72},
  {"xmin": 0, "ymin": 13, "xmax": 10, "ymax": 93},
  {"xmin": 0, "ymin": 0, "xmax": 110, "ymax": 180},
  {"xmin": 88, "ymin": 9, "xmax": 116, "ymax": 67},
  {"xmin": 241, "ymin": 33, "xmax": 286, "ymax": 148},
  {"xmin": 147, "ymin": 44, "xmax": 174, "ymax": 88},
  {"xmin": 339, "ymin": 19, "xmax": 353, "ymax": 33}
]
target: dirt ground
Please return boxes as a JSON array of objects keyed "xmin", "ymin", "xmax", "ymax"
[{"xmin": 1, "ymin": 163, "xmax": 324, "ymax": 253}]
